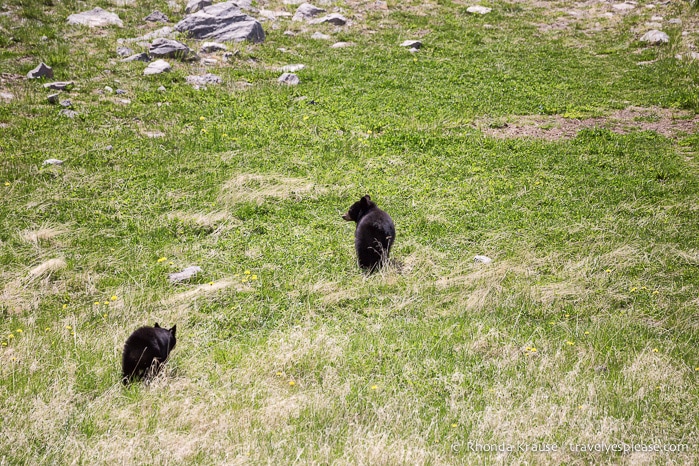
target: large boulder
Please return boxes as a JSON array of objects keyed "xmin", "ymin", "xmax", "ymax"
[
  {"xmin": 67, "ymin": 8, "xmax": 123, "ymax": 27},
  {"xmin": 175, "ymin": 1, "xmax": 265, "ymax": 43}
]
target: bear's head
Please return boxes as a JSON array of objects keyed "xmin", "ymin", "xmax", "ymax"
[{"xmin": 342, "ymin": 195, "xmax": 374, "ymax": 222}]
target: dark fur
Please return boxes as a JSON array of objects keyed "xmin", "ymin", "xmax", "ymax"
[
  {"xmin": 122, "ymin": 323, "xmax": 177, "ymax": 385},
  {"xmin": 342, "ymin": 195, "xmax": 395, "ymax": 273}
]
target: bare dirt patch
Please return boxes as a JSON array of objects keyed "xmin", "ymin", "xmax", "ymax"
[{"xmin": 476, "ymin": 106, "xmax": 699, "ymax": 140}]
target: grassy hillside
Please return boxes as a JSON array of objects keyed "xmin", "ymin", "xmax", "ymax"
[{"xmin": 1, "ymin": 0, "xmax": 699, "ymax": 463}]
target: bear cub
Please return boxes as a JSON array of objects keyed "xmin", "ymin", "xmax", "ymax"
[
  {"xmin": 342, "ymin": 195, "xmax": 396, "ymax": 273},
  {"xmin": 122, "ymin": 323, "xmax": 177, "ymax": 385}
]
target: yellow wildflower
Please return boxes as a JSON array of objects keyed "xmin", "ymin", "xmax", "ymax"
[
  {"xmin": 371, "ymin": 385, "xmax": 378, "ymax": 390},
  {"xmin": 157, "ymin": 257, "xmax": 167, "ymax": 263},
  {"xmin": 288, "ymin": 380, "xmax": 295, "ymax": 386},
  {"xmin": 110, "ymin": 295, "xmax": 118, "ymax": 301}
]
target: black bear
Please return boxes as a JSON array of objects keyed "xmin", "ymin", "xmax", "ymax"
[
  {"xmin": 342, "ymin": 195, "xmax": 395, "ymax": 273},
  {"xmin": 122, "ymin": 323, "xmax": 177, "ymax": 385}
]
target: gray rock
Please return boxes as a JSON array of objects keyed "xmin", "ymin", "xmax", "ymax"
[
  {"xmin": 175, "ymin": 1, "xmax": 265, "ymax": 43},
  {"xmin": 259, "ymin": 9, "xmax": 293, "ymax": 19},
  {"xmin": 311, "ymin": 32, "xmax": 331, "ymax": 40},
  {"xmin": 169, "ymin": 266, "xmax": 203, "ymax": 284},
  {"xmin": 185, "ymin": 0, "xmax": 212, "ymax": 14},
  {"xmin": 158, "ymin": 85, "xmax": 167, "ymax": 91},
  {"xmin": 278, "ymin": 72, "xmax": 300, "ymax": 85},
  {"xmin": 145, "ymin": 11, "xmax": 169, "ymax": 23},
  {"xmin": 116, "ymin": 46, "xmax": 134, "ymax": 57},
  {"xmin": 281, "ymin": 63, "xmax": 305, "ymax": 72},
  {"xmin": 143, "ymin": 59, "xmax": 172, "ymax": 75},
  {"xmin": 640, "ymin": 29, "xmax": 669, "ymax": 45},
  {"xmin": 67, "ymin": 8, "xmax": 123, "ymax": 27},
  {"xmin": 121, "ymin": 53, "xmax": 152, "ymax": 63},
  {"xmin": 27, "ymin": 62, "xmax": 53, "ymax": 79},
  {"xmin": 43, "ymin": 81, "xmax": 74, "ymax": 91},
  {"xmin": 0, "ymin": 91, "xmax": 14, "ymax": 101},
  {"xmin": 331, "ymin": 41, "xmax": 354, "ymax": 48},
  {"xmin": 47, "ymin": 93, "xmax": 60, "ymax": 104},
  {"xmin": 292, "ymin": 3, "xmax": 325, "ymax": 21},
  {"xmin": 309, "ymin": 13, "xmax": 347, "ymax": 25},
  {"xmin": 474, "ymin": 255, "xmax": 493, "ymax": 264},
  {"xmin": 200, "ymin": 41, "xmax": 228, "ymax": 53},
  {"xmin": 105, "ymin": 86, "xmax": 114, "ymax": 93},
  {"xmin": 42, "ymin": 159, "xmax": 64, "ymax": 165},
  {"xmin": 149, "ymin": 38, "xmax": 195, "ymax": 60},
  {"xmin": 400, "ymin": 40, "xmax": 422, "ymax": 49},
  {"xmin": 116, "ymin": 89, "xmax": 127, "ymax": 95},
  {"xmin": 59, "ymin": 109, "xmax": 78, "ymax": 118},
  {"xmin": 466, "ymin": 5, "xmax": 492, "ymax": 14},
  {"xmin": 611, "ymin": 2, "xmax": 635, "ymax": 11},
  {"xmin": 59, "ymin": 99, "xmax": 72, "ymax": 107},
  {"xmin": 186, "ymin": 73, "xmax": 223, "ymax": 88}
]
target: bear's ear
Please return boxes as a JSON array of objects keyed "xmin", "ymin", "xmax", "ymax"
[
  {"xmin": 154, "ymin": 322, "xmax": 161, "ymax": 328},
  {"xmin": 170, "ymin": 325, "xmax": 177, "ymax": 337},
  {"xmin": 363, "ymin": 195, "xmax": 371, "ymax": 202}
]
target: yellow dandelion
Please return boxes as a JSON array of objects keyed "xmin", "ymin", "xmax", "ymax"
[
  {"xmin": 199, "ymin": 116, "xmax": 205, "ymax": 121},
  {"xmin": 288, "ymin": 380, "xmax": 295, "ymax": 386},
  {"xmin": 303, "ymin": 115, "xmax": 309, "ymax": 121},
  {"xmin": 3, "ymin": 182, "xmax": 10, "ymax": 186},
  {"xmin": 371, "ymin": 385, "xmax": 378, "ymax": 390},
  {"xmin": 71, "ymin": 331, "xmax": 75, "ymax": 336},
  {"xmin": 62, "ymin": 304, "xmax": 68, "ymax": 310},
  {"xmin": 65, "ymin": 325, "xmax": 72, "ymax": 330},
  {"xmin": 578, "ymin": 405, "xmax": 583, "ymax": 410},
  {"xmin": 16, "ymin": 329, "xmax": 22, "ymax": 334},
  {"xmin": 8, "ymin": 334, "xmax": 14, "ymax": 339},
  {"xmin": 1, "ymin": 342, "xmax": 6, "ymax": 347},
  {"xmin": 93, "ymin": 302, "xmax": 100, "ymax": 306},
  {"xmin": 103, "ymin": 301, "xmax": 109, "ymax": 305},
  {"xmin": 653, "ymin": 290, "xmax": 659, "ymax": 295},
  {"xmin": 630, "ymin": 287, "xmax": 638, "ymax": 292},
  {"xmin": 222, "ymin": 133, "xmax": 228, "ymax": 138},
  {"xmin": 201, "ymin": 128, "xmax": 208, "ymax": 134},
  {"xmin": 103, "ymin": 314, "xmax": 107, "ymax": 318},
  {"xmin": 242, "ymin": 278, "xmax": 248, "ymax": 283},
  {"xmin": 566, "ymin": 341, "xmax": 574, "ymax": 346},
  {"xmin": 251, "ymin": 274, "xmax": 258, "ymax": 280},
  {"xmin": 276, "ymin": 371, "xmax": 282, "ymax": 376},
  {"xmin": 605, "ymin": 269, "xmax": 612, "ymax": 273},
  {"xmin": 584, "ymin": 331, "xmax": 590, "ymax": 335},
  {"xmin": 367, "ymin": 129, "xmax": 372, "ymax": 134},
  {"xmin": 526, "ymin": 347, "xmax": 532, "ymax": 351},
  {"xmin": 110, "ymin": 295, "xmax": 118, "ymax": 301},
  {"xmin": 652, "ymin": 348, "xmax": 659, "ymax": 353},
  {"xmin": 45, "ymin": 327, "xmax": 50, "ymax": 332},
  {"xmin": 695, "ymin": 367, "xmax": 699, "ymax": 371},
  {"xmin": 641, "ymin": 286, "xmax": 648, "ymax": 290},
  {"xmin": 531, "ymin": 347, "xmax": 537, "ymax": 352},
  {"xmin": 451, "ymin": 423, "xmax": 457, "ymax": 428},
  {"xmin": 157, "ymin": 257, "xmax": 167, "ymax": 263},
  {"xmin": 244, "ymin": 270, "xmax": 251, "ymax": 275}
]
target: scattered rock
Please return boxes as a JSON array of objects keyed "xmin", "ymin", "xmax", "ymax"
[
  {"xmin": 331, "ymin": 41, "xmax": 354, "ymax": 48},
  {"xmin": 116, "ymin": 46, "xmax": 134, "ymax": 57},
  {"xmin": 474, "ymin": 255, "xmax": 493, "ymax": 264},
  {"xmin": 400, "ymin": 39, "xmax": 422, "ymax": 49},
  {"xmin": 310, "ymin": 13, "xmax": 347, "ymax": 25},
  {"xmin": 185, "ymin": 0, "xmax": 212, "ymax": 14},
  {"xmin": 43, "ymin": 81, "xmax": 74, "ymax": 91},
  {"xmin": 27, "ymin": 62, "xmax": 53, "ymax": 79},
  {"xmin": 594, "ymin": 364, "xmax": 609, "ymax": 373},
  {"xmin": 145, "ymin": 11, "xmax": 169, "ymax": 23},
  {"xmin": 169, "ymin": 266, "xmax": 203, "ymax": 284},
  {"xmin": 311, "ymin": 32, "xmax": 331, "ymax": 40},
  {"xmin": 116, "ymin": 89, "xmax": 127, "ymax": 95},
  {"xmin": 611, "ymin": 2, "xmax": 635, "ymax": 11},
  {"xmin": 259, "ymin": 9, "xmax": 293, "ymax": 19},
  {"xmin": 122, "ymin": 53, "xmax": 152, "ymax": 63},
  {"xmin": 150, "ymin": 38, "xmax": 196, "ymax": 60},
  {"xmin": 201, "ymin": 41, "xmax": 228, "ymax": 53},
  {"xmin": 67, "ymin": 8, "xmax": 123, "ymax": 27},
  {"xmin": 42, "ymin": 159, "xmax": 64, "ymax": 165},
  {"xmin": 105, "ymin": 86, "xmax": 114, "ymax": 93},
  {"xmin": 59, "ymin": 100, "xmax": 72, "ymax": 107},
  {"xmin": 144, "ymin": 59, "xmax": 172, "ymax": 75},
  {"xmin": 186, "ymin": 73, "xmax": 223, "ymax": 88},
  {"xmin": 175, "ymin": 1, "xmax": 265, "ymax": 43},
  {"xmin": 158, "ymin": 85, "xmax": 167, "ymax": 91},
  {"xmin": 281, "ymin": 64, "xmax": 305, "ymax": 72},
  {"xmin": 278, "ymin": 72, "xmax": 300, "ymax": 85},
  {"xmin": 292, "ymin": 3, "xmax": 326, "ymax": 21},
  {"xmin": 59, "ymin": 109, "xmax": 78, "ymax": 118},
  {"xmin": 466, "ymin": 5, "xmax": 492, "ymax": 14},
  {"xmin": 1, "ymin": 91, "xmax": 14, "ymax": 101},
  {"xmin": 640, "ymin": 29, "xmax": 669, "ymax": 45},
  {"xmin": 47, "ymin": 93, "xmax": 60, "ymax": 104},
  {"xmin": 668, "ymin": 18, "xmax": 682, "ymax": 25}
]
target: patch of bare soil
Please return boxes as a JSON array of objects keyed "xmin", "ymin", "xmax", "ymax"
[{"xmin": 476, "ymin": 106, "xmax": 699, "ymax": 140}]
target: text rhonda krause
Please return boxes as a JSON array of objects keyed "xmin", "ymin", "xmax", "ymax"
[{"xmin": 458, "ymin": 442, "xmax": 690, "ymax": 453}]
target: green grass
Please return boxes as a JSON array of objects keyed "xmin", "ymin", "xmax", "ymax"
[{"xmin": 2, "ymin": 0, "xmax": 699, "ymax": 463}]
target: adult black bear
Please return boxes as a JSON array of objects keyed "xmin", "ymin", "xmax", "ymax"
[
  {"xmin": 122, "ymin": 323, "xmax": 177, "ymax": 385},
  {"xmin": 342, "ymin": 195, "xmax": 395, "ymax": 273}
]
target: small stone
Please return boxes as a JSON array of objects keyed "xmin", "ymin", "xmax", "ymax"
[
  {"xmin": 331, "ymin": 41, "xmax": 354, "ymax": 48},
  {"xmin": 144, "ymin": 11, "xmax": 169, "ymax": 23},
  {"xmin": 43, "ymin": 81, "xmax": 74, "ymax": 91},
  {"xmin": 27, "ymin": 62, "xmax": 54, "ymax": 79},
  {"xmin": 293, "ymin": 3, "xmax": 326, "ymax": 21},
  {"xmin": 640, "ymin": 29, "xmax": 669, "ymax": 45},
  {"xmin": 105, "ymin": 86, "xmax": 114, "ymax": 93},
  {"xmin": 105, "ymin": 145, "xmax": 113, "ymax": 150},
  {"xmin": 67, "ymin": 7, "xmax": 123, "ymax": 27},
  {"xmin": 42, "ymin": 159, "xmax": 64, "ymax": 165},
  {"xmin": 281, "ymin": 64, "xmax": 305, "ymax": 72},
  {"xmin": 611, "ymin": 2, "xmax": 635, "ymax": 11},
  {"xmin": 169, "ymin": 266, "xmax": 203, "ymax": 284},
  {"xmin": 594, "ymin": 365, "xmax": 609, "ymax": 373},
  {"xmin": 466, "ymin": 5, "xmax": 492, "ymax": 14},
  {"xmin": 144, "ymin": 59, "xmax": 172, "ymax": 75},
  {"xmin": 158, "ymin": 85, "xmax": 167, "ymax": 91},
  {"xmin": 47, "ymin": 93, "xmax": 60, "ymax": 104},
  {"xmin": 278, "ymin": 72, "xmax": 300, "ymax": 85},
  {"xmin": 474, "ymin": 255, "xmax": 493, "ymax": 264},
  {"xmin": 59, "ymin": 100, "xmax": 72, "ymax": 107},
  {"xmin": 59, "ymin": 109, "xmax": 78, "ymax": 118},
  {"xmin": 150, "ymin": 38, "xmax": 195, "ymax": 60},
  {"xmin": 186, "ymin": 73, "xmax": 222, "ymax": 88},
  {"xmin": 121, "ymin": 53, "xmax": 151, "ymax": 63},
  {"xmin": 116, "ymin": 89, "xmax": 127, "ymax": 95},
  {"xmin": 0, "ymin": 91, "xmax": 14, "ymax": 101},
  {"xmin": 400, "ymin": 40, "xmax": 421, "ymax": 49},
  {"xmin": 311, "ymin": 32, "xmax": 331, "ymax": 40},
  {"xmin": 668, "ymin": 18, "xmax": 682, "ymax": 25}
]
